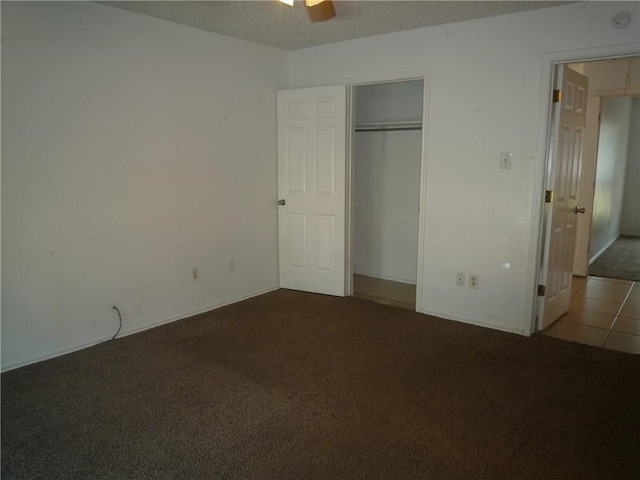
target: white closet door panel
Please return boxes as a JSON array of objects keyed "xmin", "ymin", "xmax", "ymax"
[
  {"xmin": 315, "ymin": 127, "xmax": 335, "ymax": 195},
  {"xmin": 286, "ymin": 128, "xmax": 307, "ymax": 194},
  {"xmin": 277, "ymin": 85, "xmax": 346, "ymax": 296}
]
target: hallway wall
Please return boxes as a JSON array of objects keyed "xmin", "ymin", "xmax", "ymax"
[{"xmin": 620, "ymin": 98, "xmax": 640, "ymax": 236}]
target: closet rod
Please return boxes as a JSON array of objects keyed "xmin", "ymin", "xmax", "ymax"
[{"xmin": 355, "ymin": 126, "xmax": 422, "ymax": 132}]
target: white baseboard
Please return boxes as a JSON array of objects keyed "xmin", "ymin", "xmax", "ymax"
[
  {"xmin": 354, "ymin": 270, "xmax": 416, "ymax": 286},
  {"xmin": 589, "ymin": 234, "xmax": 620, "ymax": 265},
  {"xmin": 415, "ymin": 306, "xmax": 525, "ymax": 336},
  {"xmin": 1, "ymin": 286, "xmax": 279, "ymax": 373}
]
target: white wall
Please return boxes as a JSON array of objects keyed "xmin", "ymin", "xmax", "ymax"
[
  {"xmin": 353, "ymin": 130, "xmax": 422, "ymax": 283},
  {"xmin": 589, "ymin": 97, "xmax": 633, "ymax": 260},
  {"xmin": 1, "ymin": 2, "xmax": 286, "ymax": 370},
  {"xmin": 587, "ymin": 56, "xmax": 640, "ymax": 96},
  {"xmin": 620, "ymin": 98, "xmax": 640, "ymax": 236},
  {"xmin": 3, "ymin": 2, "xmax": 639, "ymax": 369},
  {"xmin": 288, "ymin": 1, "xmax": 640, "ymax": 334},
  {"xmin": 355, "ymin": 80, "xmax": 423, "ymax": 125}
]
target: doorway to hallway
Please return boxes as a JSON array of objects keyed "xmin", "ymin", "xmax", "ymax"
[{"xmin": 542, "ymin": 275, "xmax": 639, "ymax": 353}]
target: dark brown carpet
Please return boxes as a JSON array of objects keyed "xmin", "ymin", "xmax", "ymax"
[
  {"xmin": 590, "ymin": 235, "xmax": 640, "ymax": 281},
  {"xmin": 2, "ymin": 289, "xmax": 639, "ymax": 479}
]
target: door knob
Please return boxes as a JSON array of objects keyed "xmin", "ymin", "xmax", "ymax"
[
  {"xmin": 277, "ymin": 199, "xmax": 286, "ymax": 206},
  {"xmin": 574, "ymin": 206, "xmax": 586, "ymax": 214}
]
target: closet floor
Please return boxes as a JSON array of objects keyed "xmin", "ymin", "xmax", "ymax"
[{"xmin": 352, "ymin": 274, "xmax": 416, "ymax": 310}]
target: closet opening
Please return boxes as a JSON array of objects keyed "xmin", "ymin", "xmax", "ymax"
[{"xmin": 349, "ymin": 79, "xmax": 424, "ymax": 310}]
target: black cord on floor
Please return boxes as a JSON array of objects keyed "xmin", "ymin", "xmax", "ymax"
[{"xmin": 111, "ymin": 306, "xmax": 123, "ymax": 340}]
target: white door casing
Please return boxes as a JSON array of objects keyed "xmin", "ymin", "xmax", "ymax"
[
  {"xmin": 277, "ymin": 85, "xmax": 347, "ymax": 296},
  {"xmin": 539, "ymin": 65, "xmax": 589, "ymax": 330}
]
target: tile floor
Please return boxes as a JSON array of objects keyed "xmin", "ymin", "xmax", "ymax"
[
  {"xmin": 354, "ymin": 274, "xmax": 640, "ymax": 354},
  {"xmin": 542, "ymin": 276, "xmax": 640, "ymax": 354},
  {"xmin": 352, "ymin": 274, "xmax": 416, "ymax": 310}
]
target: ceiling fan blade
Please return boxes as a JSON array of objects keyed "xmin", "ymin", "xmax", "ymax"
[{"xmin": 306, "ymin": 0, "xmax": 336, "ymax": 22}]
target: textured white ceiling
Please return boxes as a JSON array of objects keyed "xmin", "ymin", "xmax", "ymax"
[{"xmin": 100, "ymin": 1, "xmax": 571, "ymax": 50}]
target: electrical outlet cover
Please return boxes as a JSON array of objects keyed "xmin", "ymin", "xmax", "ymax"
[{"xmin": 500, "ymin": 152, "xmax": 512, "ymax": 169}]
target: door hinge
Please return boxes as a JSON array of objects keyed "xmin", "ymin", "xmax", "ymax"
[
  {"xmin": 553, "ymin": 89, "xmax": 561, "ymax": 103},
  {"xmin": 545, "ymin": 190, "xmax": 553, "ymax": 203},
  {"xmin": 537, "ymin": 285, "xmax": 546, "ymax": 296}
]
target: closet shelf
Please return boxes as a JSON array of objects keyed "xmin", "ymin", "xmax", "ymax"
[{"xmin": 354, "ymin": 121, "xmax": 422, "ymax": 132}]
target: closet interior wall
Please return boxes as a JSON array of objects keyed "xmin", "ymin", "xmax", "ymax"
[{"xmin": 352, "ymin": 80, "xmax": 423, "ymax": 290}]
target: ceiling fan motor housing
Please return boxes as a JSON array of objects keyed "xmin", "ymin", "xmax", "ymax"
[{"xmin": 307, "ymin": 0, "xmax": 336, "ymax": 22}]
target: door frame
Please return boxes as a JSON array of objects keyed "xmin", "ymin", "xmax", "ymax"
[
  {"xmin": 344, "ymin": 69, "xmax": 430, "ymax": 311},
  {"xmin": 527, "ymin": 42, "xmax": 639, "ymax": 335}
]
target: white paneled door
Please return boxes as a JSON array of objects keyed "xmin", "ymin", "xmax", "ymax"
[
  {"xmin": 539, "ymin": 66, "xmax": 589, "ymax": 330},
  {"xmin": 277, "ymin": 86, "xmax": 347, "ymax": 296}
]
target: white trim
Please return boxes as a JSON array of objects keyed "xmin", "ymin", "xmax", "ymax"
[
  {"xmin": 355, "ymin": 121, "xmax": 423, "ymax": 130},
  {"xmin": 421, "ymin": 309, "xmax": 524, "ymax": 336},
  {"xmin": 1, "ymin": 286, "xmax": 279, "ymax": 373},
  {"xmin": 416, "ymin": 71, "xmax": 431, "ymax": 314},
  {"xmin": 345, "ymin": 82, "xmax": 355, "ymax": 296},
  {"xmin": 345, "ymin": 69, "xmax": 430, "ymax": 313},
  {"xmin": 527, "ymin": 42, "xmax": 640, "ymax": 336},
  {"xmin": 345, "ymin": 69, "xmax": 428, "ymax": 87},
  {"xmin": 591, "ymin": 87, "xmax": 640, "ymax": 97},
  {"xmin": 589, "ymin": 234, "xmax": 620, "ymax": 265}
]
